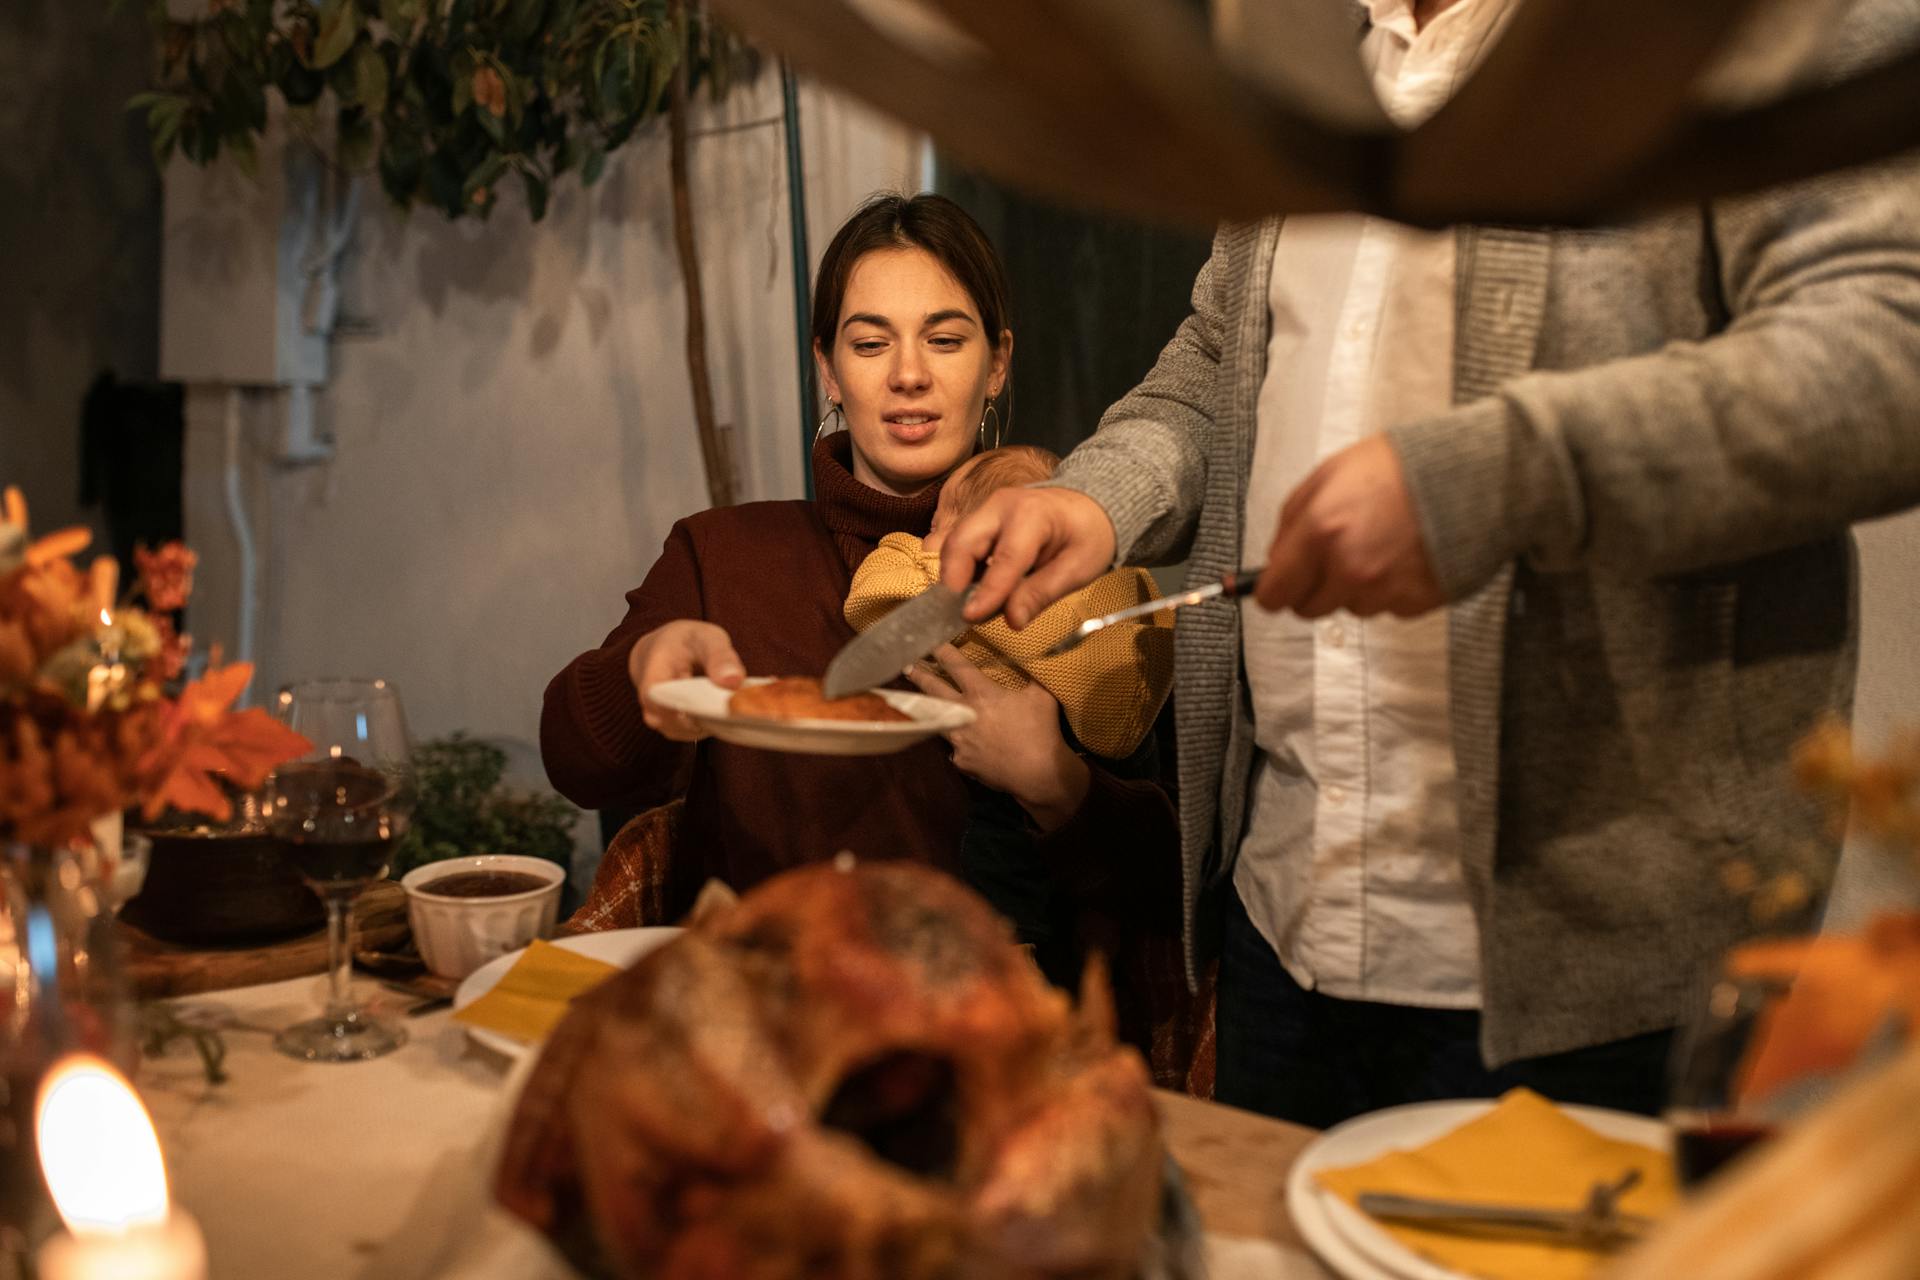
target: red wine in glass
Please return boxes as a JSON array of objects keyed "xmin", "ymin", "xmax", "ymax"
[
  {"xmin": 270, "ymin": 760, "xmax": 404, "ymax": 891},
  {"xmin": 1673, "ymin": 1115, "xmax": 1776, "ymax": 1186}
]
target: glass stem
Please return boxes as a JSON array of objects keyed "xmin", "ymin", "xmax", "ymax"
[{"xmin": 324, "ymin": 893, "xmax": 357, "ymax": 1025}]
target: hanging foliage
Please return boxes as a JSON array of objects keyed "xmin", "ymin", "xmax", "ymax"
[{"xmin": 125, "ymin": 0, "xmax": 759, "ymax": 221}]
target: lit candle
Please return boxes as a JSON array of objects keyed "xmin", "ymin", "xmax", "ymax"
[
  {"xmin": 87, "ymin": 609, "xmax": 123, "ymax": 714},
  {"xmin": 34, "ymin": 1055, "xmax": 208, "ymax": 1280}
]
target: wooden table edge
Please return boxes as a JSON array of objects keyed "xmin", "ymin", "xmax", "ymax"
[{"xmin": 1155, "ymin": 1087, "xmax": 1317, "ymax": 1251}]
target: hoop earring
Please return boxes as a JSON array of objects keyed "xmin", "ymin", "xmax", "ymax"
[
  {"xmin": 814, "ymin": 400, "xmax": 844, "ymax": 445},
  {"xmin": 976, "ymin": 401, "xmax": 1003, "ymax": 451}
]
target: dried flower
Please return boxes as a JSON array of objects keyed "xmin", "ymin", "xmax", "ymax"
[
  {"xmin": 0, "ymin": 485, "xmax": 308, "ymax": 847},
  {"xmin": 134, "ymin": 542, "xmax": 198, "ymax": 614}
]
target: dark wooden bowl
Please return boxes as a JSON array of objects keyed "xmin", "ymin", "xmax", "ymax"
[{"xmin": 120, "ymin": 799, "xmax": 326, "ymax": 946}]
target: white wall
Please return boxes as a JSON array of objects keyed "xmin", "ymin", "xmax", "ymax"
[
  {"xmin": 172, "ymin": 76, "xmax": 919, "ymax": 787},
  {"xmin": 1826, "ymin": 512, "xmax": 1920, "ymax": 925}
]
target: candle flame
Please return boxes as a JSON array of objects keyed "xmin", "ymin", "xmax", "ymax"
[
  {"xmin": 35, "ymin": 1055, "xmax": 171, "ymax": 1236},
  {"xmin": 99, "ymin": 608, "xmax": 112, "ymax": 628}
]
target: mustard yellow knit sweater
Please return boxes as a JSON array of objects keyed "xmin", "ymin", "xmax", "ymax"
[{"xmin": 844, "ymin": 532, "xmax": 1174, "ymax": 758}]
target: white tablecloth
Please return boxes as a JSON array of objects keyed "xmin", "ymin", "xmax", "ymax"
[{"xmin": 141, "ymin": 976, "xmax": 1328, "ymax": 1279}]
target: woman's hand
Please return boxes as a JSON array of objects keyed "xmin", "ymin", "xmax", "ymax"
[
  {"xmin": 904, "ymin": 644, "xmax": 1090, "ymax": 832},
  {"xmin": 627, "ymin": 620, "xmax": 745, "ymax": 741}
]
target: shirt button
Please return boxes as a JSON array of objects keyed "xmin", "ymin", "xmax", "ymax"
[
  {"xmin": 1324, "ymin": 785, "xmax": 1348, "ymax": 809},
  {"xmin": 1324, "ymin": 621, "xmax": 1346, "ymax": 648},
  {"xmin": 1345, "ymin": 319, "xmax": 1372, "ymax": 342}
]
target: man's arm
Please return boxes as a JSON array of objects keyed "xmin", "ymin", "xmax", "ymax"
[
  {"xmin": 945, "ymin": 224, "xmax": 1244, "ymax": 624},
  {"xmin": 1390, "ymin": 160, "xmax": 1920, "ymax": 601}
]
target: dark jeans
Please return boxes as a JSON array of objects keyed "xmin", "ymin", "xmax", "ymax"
[{"xmin": 1215, "ymin": 885, "xmax": 1675, "ymax": 1128}]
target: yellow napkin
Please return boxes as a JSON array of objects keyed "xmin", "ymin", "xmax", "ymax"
[
  {"xmin": 451, "ymin": 939, "xmax": 620, "ymax": 1044},
  {"xmin": 1314, "ymin": 1089, "xmax": 1677, "ymax": 1280},
  {"xmin": 844, "ymin": 532, "xmax": 1174, "ymax": 758}
]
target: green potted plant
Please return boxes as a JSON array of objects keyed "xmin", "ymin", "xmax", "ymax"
[{"xmin": 394, "ymin": 733, "xmax": 578, "ymax": 882}]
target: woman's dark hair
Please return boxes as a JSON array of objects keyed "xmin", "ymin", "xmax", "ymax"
[{"xmin": 810, "ymin": 192, "xmax": 1011, "ymax": 361}]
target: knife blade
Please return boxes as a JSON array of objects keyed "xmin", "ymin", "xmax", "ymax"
[
  {"xmin": 823, "ymin": 583, "xmax": 972, "ymax": 699},
  {"xmin": 1043, "ymin": 564, "xmax": 1265, "ymax": 657}
]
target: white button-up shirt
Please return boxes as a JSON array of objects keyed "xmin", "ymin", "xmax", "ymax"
[{"xmin": 1233, "ymin": 0, "xmax": 1516, "ymax": 1008}]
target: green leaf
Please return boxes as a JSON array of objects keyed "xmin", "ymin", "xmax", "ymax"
[
  {"xmin": 461, "ymin": 151, "xmax": 509, "ymax": 201},
  {"xmin": 313, "ymin": 0, "xmax": 361, "ymax": 69},
  {"xmin": 425, "ymin": 146, "xmax": 465, "ymax": 216},
  {"xmin": 519, "ymin": 167, "xmax": 548, "ymax": 221},
  {"xmin": 354, "ymin": 41, "xmax": 390, "ymax": 116},
  {"xmin": 228, "ymin": 130, "xmax": 259, "ymax": 177},
  {"xmin": 450, "ymin": 52, "xmax": 474, "ymax": 115},
  {"xmin": 580, "ymin": 138, "xmax": 605, "ymax": 185},
  {"xmin": 280, "ymin": 59, "xmax": 326, "ymax": 106},
  {"xmin": 506, "ymin": 0, "xmax": 544, "ymax": 44},
  {"xmin": 337, "ymin": 107, "xmax": 377, "ymax": 170},
  {"xmin": 501, "ymin": 65, "xmax": 525, "ymax": 126},
  {"xmin": 188, "ymin": 122, "xmax": 220, "ymax": 165},
  {"xmin": 148, "ymin": 97, "xmax": 187, "ymax": 168},
  {"xmin": 595, "ymin": 42, "xmax": 632, "ymax": 118},
  {"xmin": 377, "ymin": 130, "xmax": 424, "ymax": 204},
  {"xmin": 378, "ymin": 0, "xmax": 418, "ymax": 36},
  {"xmin": 329, "ymin": 45, "xmax": 364, "ymax": 101}
]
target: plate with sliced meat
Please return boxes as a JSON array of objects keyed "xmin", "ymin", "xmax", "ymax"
[{"xmin": 647, "ymin": 675, "xmax": 975, "ymax": 756}]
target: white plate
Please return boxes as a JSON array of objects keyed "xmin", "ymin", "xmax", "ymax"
[
  {"xmin": 648, "ymin": 676, "xmax": 975, "ymax": 756},
  {"xmin": 1284, "ymin": 1099, "xmax": 1671, "ymax": 1280},
  {"xmin": 452, "ymin": 927, "xmax": 681, "ymax": 1059}
]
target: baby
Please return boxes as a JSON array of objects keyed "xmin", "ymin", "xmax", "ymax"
[
  {"xmin": 924, "ymin": 445, "xmax": 1061, "ymax": 555},
  {"xmin": 845, "ymin": 445, "xmax": 1175, "ymax": 976}
]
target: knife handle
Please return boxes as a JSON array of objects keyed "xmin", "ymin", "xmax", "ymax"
[{"xmin": 1220, "ymin": 565, "xmax": 1265, "ymax": 597}]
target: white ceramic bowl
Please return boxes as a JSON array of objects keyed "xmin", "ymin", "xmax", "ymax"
[{"xmin": 400, "ymin": 854, "xmax": 566, "ymax": 979}]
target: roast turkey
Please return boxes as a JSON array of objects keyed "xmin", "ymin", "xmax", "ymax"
[{"xmin": 496, "ymin": 860, "xmax": 1165, "ymax": 1279}]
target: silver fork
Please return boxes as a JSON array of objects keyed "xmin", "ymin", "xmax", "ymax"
[{"xmin": 1356, "ymin": 1168, "xmax": 1652, "ymax": 1249}]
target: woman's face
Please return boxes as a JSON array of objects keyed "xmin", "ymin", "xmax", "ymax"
[{"xmin": 815, "ymin": 246, "xmax": 1011, "ymax": 498}]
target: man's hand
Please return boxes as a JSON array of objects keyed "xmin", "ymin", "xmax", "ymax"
[
  {"xmin": 937, "ymin": 486, "xmax": 1117, "ymax": 628},
  {"xmin": 904, "ymin": 645, "xmax": 1090, "ymax": 831},
  {"xmin": 627, "ymin": 620, "xmax": 745, "ymax": 741},
  {"xmin": 1255, "ymin": 435, "xmax": 1445, "ymax": 618}
]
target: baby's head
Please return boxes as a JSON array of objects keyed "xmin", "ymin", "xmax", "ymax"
[{"xmin": 928, "ymin": 445, "xmax": 1061, "ymax": 548}]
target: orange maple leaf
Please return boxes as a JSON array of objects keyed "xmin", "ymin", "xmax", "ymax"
[
  {"xmin": 137, "ymin": 662, "xmax": 310, "ymax": 823},
  {"xmin": 1727, "ymin": 915, "xmax": 1920, "ymax": 1105}
]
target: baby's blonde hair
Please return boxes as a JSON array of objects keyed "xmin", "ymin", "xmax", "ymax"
[{"xmin": 942, "ymin": 445, "xmax": 1060, "ymax": 519}]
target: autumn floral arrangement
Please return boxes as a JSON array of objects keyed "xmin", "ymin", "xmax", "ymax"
[
  {"xmin": 0, "ymin": 486, "xmax": 308, "ymax": 850},
  {"xmin": 1690, "ymin": 719, "xmax": 1920, "ymax": 1109}
]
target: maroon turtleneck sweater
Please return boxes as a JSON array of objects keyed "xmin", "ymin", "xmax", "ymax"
[{"xmin": 540, "ymin": 433, "xmax": 1178, "ymax": 902}]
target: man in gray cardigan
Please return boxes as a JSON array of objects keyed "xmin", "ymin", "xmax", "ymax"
[{"xmin": 940, "ymin": 6, "xmax": 1920, "ymax": 1124}]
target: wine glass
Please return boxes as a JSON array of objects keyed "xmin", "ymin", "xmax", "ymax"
[
  {"xmin": 263, "ymin": 678, "xmax": 415, "ymax": 1062},
  {"xmin": 1665, "ymin": 970, "xmax": 1784, "ymax": 1187}
]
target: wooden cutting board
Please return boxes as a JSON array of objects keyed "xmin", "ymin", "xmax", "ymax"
[{"xmin": 124, "ymin": 880, "xmax": 412, "ymax": 999}]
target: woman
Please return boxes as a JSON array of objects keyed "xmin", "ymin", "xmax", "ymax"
[{"xmin": 540, "ymin": 193, "xmax": 1178, "ymax": 903}]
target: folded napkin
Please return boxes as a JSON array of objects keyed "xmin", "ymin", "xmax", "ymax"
[
  {"xmin": 1315, "ymin": 1089, "xmax": 1676, "ymax": 1280},
  {"xmin": 451, "ymin": 940, "xmax": 621, "ymax": 1045},
  {"xmin": 844, "ymin": 532, "xmax": 1174, "ymax": 758}
]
